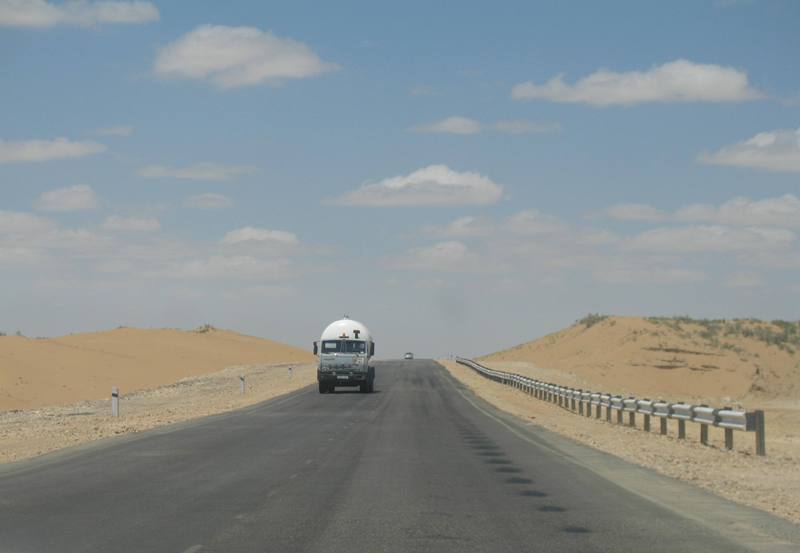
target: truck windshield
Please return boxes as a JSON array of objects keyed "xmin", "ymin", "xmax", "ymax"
[{"xmin": 321, "ymin": 340, "xmax": 366, "ymax": 354}]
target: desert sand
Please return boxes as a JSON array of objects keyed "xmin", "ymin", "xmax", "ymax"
[
  {"xmin": 482, "ymin": 315, "xmax": 800, "ymax": 402},
  {"xmin": 0, "ymin": 326, "xmax": 315, "ymax": 411}
]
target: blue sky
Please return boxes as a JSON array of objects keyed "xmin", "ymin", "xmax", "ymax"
[{"xmin": 1, "ymin": 0, "xmax": 798, "ymax": 357}]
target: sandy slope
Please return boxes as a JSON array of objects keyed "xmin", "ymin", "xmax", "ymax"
[
  {"xmin": 482, "ymin": 316, "xmax": 800, "ymax": 402},
  {"xmin": 0, "ymin": 327, "xmax": 315, "ymax": 411}
]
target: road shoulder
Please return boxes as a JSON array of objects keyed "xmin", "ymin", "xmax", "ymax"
[{"xmin": 439, "ymin": 360, "xmax": 800, "ymax": 553}]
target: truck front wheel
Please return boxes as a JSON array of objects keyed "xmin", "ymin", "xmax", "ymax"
[{"xmin": 318, "ymin": 382, "xmax": 328, "ymax": 394}]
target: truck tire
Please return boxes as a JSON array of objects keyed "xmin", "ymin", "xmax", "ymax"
[
  {"xmin": 318, "ymin": 382, "xmax": 327, "ymax": 394},
  {"xmin": 359, "ymin": 382, "xmax": 368, "ymax": 393}
]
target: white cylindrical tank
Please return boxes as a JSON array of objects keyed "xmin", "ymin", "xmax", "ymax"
[{"xmin": 319, "ymin": 317, "xmax": 373, "ymax": 344}]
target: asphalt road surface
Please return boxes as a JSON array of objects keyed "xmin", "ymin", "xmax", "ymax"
[{"xmin": 1, "ymin": 360, "xmax": 798, "ymax": 553}]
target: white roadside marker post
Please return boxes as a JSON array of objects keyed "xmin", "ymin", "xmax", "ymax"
[
  {"xmin": 288, "ymin": 366, "xmax": 293, "ymax": 380},
  {"xmin": 240, "ymin": 375, "xmax": 245, "ymax": 395},
  {"xmin": 111, "ymin": 386, "xmax": 119, "ymax": 417}
]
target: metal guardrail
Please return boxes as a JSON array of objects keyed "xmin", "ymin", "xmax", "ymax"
[{"xmin": 455, "ymin": 357, "xmax": 766, "ymax": 456}]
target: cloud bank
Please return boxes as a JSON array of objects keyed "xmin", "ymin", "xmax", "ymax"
[
  {"xmin": 0, "ymin": 138, "xmax": 105, "ymax": 163},
  {"xmin": 512, "ymin": 59, "xmax": 761, "ymax": 106},
  {"xmin": 155, "ymin": 25, "xmax": 338, "ymax": 89},
  {"xmin": 138, "ymin": 163, "xmax": 257, "ymax": 181},
  {"xmin": 0, "ymin": 0, "xmax": 158, "ymax": 28},
  {"xmin": 699, "ymin": 128, "xmax": 800, "ymax": 172},
  {"xmin": 34, "ymin": 185, "xmax": 99, "ymax": 212}
]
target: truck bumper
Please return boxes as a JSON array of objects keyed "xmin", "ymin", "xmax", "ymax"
[{"xmin": 318, "ymin": 370, "xmax": 371, "ymax": 386}]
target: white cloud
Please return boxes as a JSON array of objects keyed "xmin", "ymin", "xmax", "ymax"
[
  {"xmin": 336, "ymin": 164, "xmax": 503, "ymax": 207},
  {"xmin": 0, "ymin": 0, "xmax": 158, "ymax": 28},
  {"xmin": 0, "ymin": 210, "xmax": 54, "ymax": 234},
  {"xmin": 411, "ymin": 116, "xmax": 560, "ymax": 135},
  {"xmin": 491, "ymin": 120, "xmax": 562, "ymax": 134},
  {"xmin": 594, "ymin": 267, "xmax": 708, "ymax": 284},
  {"xmin": 102, "ymin": 215, "xmax": 160, "ymax": 232},
  {"xmin": 154, "ymin": 24, "xmax": 338, "ymax": 89},
  {"xmin": 410, "ymin": 85, "xmax": 435, "ymax": 96},
  {"xmin": 579, "ymin": 228, "xmax": 620, "ymax": 245},
  {"xmin": 724, "ymin": 272, "xmax": 763, "ymax": 288},
  {"xmin": 0, "ymin": 138, "xmax": 105, "ymax": 163},
  {"xmin": 0, "ymin": 246, "xmax": 41, "ymax": 265},
  {"xmin": 424, "ymin": 216, "xmax": 493, "ymax": 238},
  {"xmin": 676, "ymin": 194, "xmax": 800, "ymax": 228},
  {"xmin": 138, "ymin": 163, "xmax": 257, "ymax": 181},
  {"xmin": 93, "ymin": 125, "xmax": 133, "ymax": 137},
  {"xmin": 159, "ymin": 255, "xmax": 291, "ymax": 280},
  {"xmin": 605, "ymin": 203, "xmax": 668, "ymax": 222},
  {"xmin": 0, "ymin": 211, "xmax": 114, "ymax": 264},
  {"xmin": 221, "ymin": 227, "xmax": 298, "ymax": 245},
  {"xmin": 183, "ymin": 193, "xmax": 233, "ymax": 209},
  {"xmin": 698, "ymin": 128, "xmax": 800, "ymax": 172},
  {"xmin": 412, "ymin": 116, "xmax": 481, "ymax": 135},
  {"xmin": 34, "ymin": 185, "xmax": 99, "ymax": 212},
  {"xmin": 504, "ymin": 210, "xmax": 565, "ymax": 235},
  {"xmin": 511, "ymin": 59, "xmax": 761, "ymax": 106},
  {"xmin": 627, "ymin": 225, "xmax": 794, "ymax": 252},
  {"xmin": 386, "ymin": 241, "xmax": 490, "ymax": 272}
]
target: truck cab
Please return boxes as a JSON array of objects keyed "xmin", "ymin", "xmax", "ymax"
[{"xmin": 314, "ymin": 317, "xmax": 375, "ymax": 394}]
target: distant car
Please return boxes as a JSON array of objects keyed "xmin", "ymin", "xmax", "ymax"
[{"xmin": 404, "ymin": 352, "xmax": 414, "ymax": 360}]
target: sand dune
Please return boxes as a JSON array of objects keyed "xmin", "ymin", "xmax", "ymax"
[
  {"xmin": 482, "ymin": 315, "xmax": 800, "ymax": 402},
  {"xmin": 0, "ymin": 326, "xmax": 314, "ymax": 411}
]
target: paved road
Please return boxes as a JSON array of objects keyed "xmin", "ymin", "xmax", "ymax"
[{"xmin": 0, "ymin": 360, "xmax": 797, "ymax": 552}]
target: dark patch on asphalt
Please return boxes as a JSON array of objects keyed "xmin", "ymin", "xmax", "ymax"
[
  {"xmin": 562, "ymin": 526, "xmax": 590, "ymax": 534},
  {"xmin": 477, "ymin": 451, "xmax": 504, "ymax": 457},
  {"xmin": 519, "ymin": 490, "xmax": 548, "ymax": 497},
  {"xmin": 540, "ymin": 505, "xmax": 566, "ymax": 512},
  {"xmin": 484, "ymin": 458, "xmax": 512, "ymax": 465},
  {"xmin": 494, "ymin": 467, "xmax": 522, "ymax": 473},
  {"xmin": 505, "ymin": 477, "xmax": 532, "ymax": 484},
  {"xmin": 471, "ymin": 444, "xmax": 501, "ymax": 451}
]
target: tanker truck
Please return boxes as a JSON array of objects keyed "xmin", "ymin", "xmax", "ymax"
[{"xmin": 313, "ymin": 317, "xmax": 375, "ymax": 394}]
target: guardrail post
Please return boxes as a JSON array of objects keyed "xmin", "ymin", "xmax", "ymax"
[
  {"xmin": 660, "ymin": 418, "xmax": 667, "ymax": 435},
  {"xmin": 678, "ymin": 420, "xmax": 686, "ymax": 439},
  {"xmin": 596, "ymin": 404, "xmax": 601, "ymax": 419},
  {"xmin": 643, "ymin": 414, "xmax": 650, "ymax": 432},
  {"xmin": 578, "ymin": 400, "xmax": 584, "ymax": 416},
  {"xmin": 240, "ymin": 375, "xmax": 245, "ymax": 395},
  {"xmin": 628, "ymin": 411, "xmax": 635, "ymax": 427},
  {"xmin": 615, "ymin": 409, "xmax": 622, "ymax": 424},
  {"xmin": 700, "ymin": 424, "xmax": 709, "ymax": 446},
  {"xmin": 754, "ymin": 410, "xmax": 766, "ymax": 456},
  {"xmin": 570, "ymin": 397, "xmax": 576, "ymax": 411},
  {"xmin": 724, "ymin": 428, "xmax": 734, "ymax": 450},
  {"xmin": 111, "ymin": 386, "xmax": 119, "ymax": 417}
]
